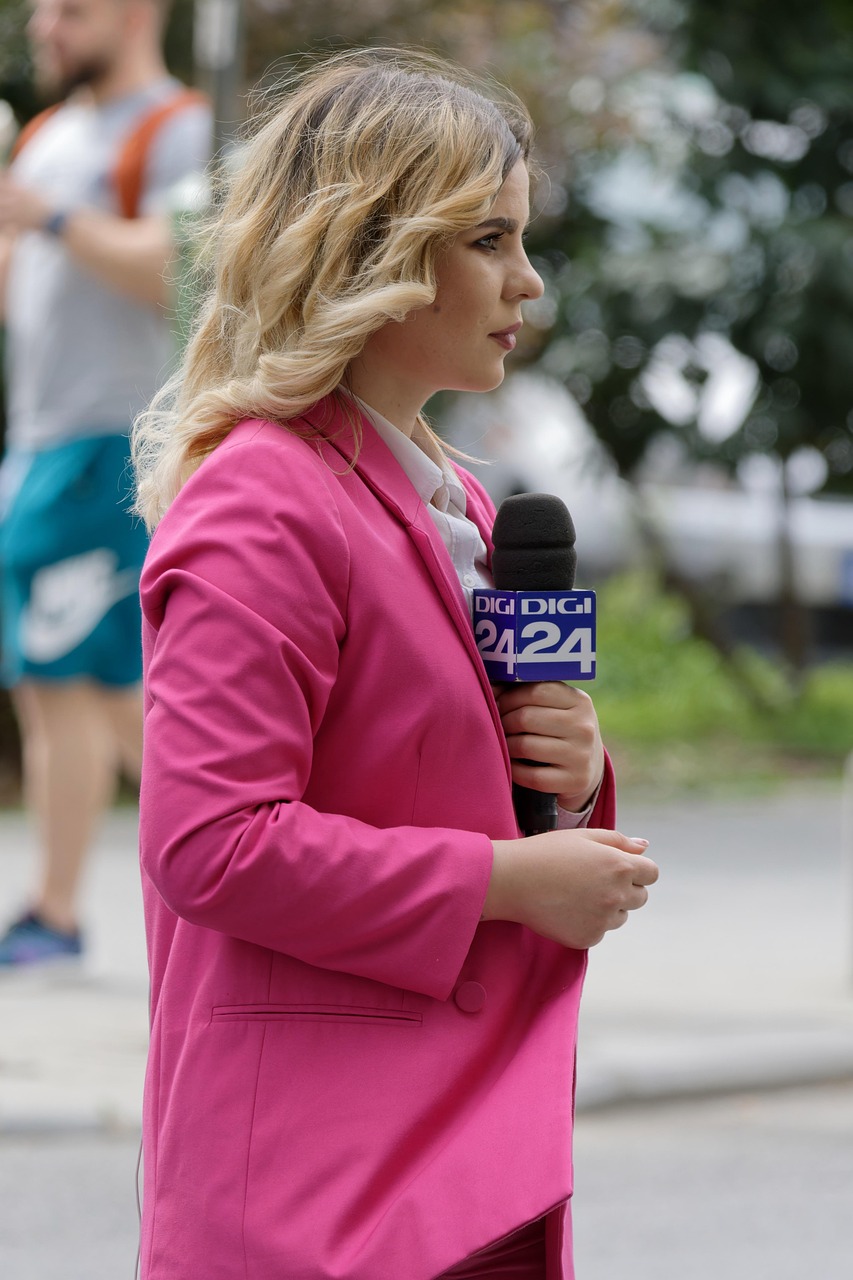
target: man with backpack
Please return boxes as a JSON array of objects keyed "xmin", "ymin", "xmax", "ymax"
[{"xmin": 0, "ymin": 0, "xmax": 211, "ymax": 965}]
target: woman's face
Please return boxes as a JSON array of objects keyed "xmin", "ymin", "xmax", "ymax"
[{"xmin": 349, "ymin": 158, "xmax": 544, "ymax": 431}]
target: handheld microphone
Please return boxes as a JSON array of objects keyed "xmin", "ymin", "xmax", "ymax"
[
  {"xmin": 492, "ymin": 492, "xmax": 577, "ymax": 594},
  {"xmin": 488, "ymin": 492, "xmax": 586, "ymax": 837}
]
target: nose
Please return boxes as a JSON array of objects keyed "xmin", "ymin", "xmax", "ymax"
[
  {"xmin": 27, "ymin": 9, "xmax": 53, "ymax": 42},
  {"xmin": 27, "ymin": 0, "xmax": 64, "ymax": 43},
  {"xmin": 509, "ymin": 248, "xmax": 544, "ymax": 302},
  {"xmin": 522, "ymin": 254, "xmax": 545, "ymax": 301}
]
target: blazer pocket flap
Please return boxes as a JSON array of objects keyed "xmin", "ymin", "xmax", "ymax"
[{"xmin": 211, "ymin": 1002, "xmax": 423, "ymax": 1027}]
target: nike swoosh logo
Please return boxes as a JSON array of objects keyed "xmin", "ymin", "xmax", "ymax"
[{"xmin": 21, "ymin": 548, "xmax": 139, "ymax": 663}]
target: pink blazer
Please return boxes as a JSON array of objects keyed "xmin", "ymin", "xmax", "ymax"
[{"xmin": 138, "ymin": 398, "xmax": 616, "ymax": 1280}]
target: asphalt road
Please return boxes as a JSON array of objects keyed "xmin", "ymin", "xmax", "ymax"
[
  {"xmin": 573, "ymin": 1081, "xmax": 853, "ymax": 1280},
  {"xmin": 2, "ymin": 1083, "xmax": 852, "ymax": 1280}
]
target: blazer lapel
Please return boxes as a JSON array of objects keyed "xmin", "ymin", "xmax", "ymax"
[{"xmin": 302, "ymin": 397, "xmax": 511, "ymax": 768}]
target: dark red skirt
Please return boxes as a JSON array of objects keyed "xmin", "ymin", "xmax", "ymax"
[{"xmin": 436, "ymin": 1216, "xmax": 545, "ymax": 1278}]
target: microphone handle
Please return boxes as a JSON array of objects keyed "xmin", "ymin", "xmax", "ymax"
[{"xmin": 513, "ymin": 779, "xmax": 559, "ymax": 837}]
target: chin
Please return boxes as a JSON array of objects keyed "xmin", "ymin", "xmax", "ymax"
[
  {"xmin": 33, "ymin": 60, "xmax": 64, "ymax": 97},
  {"xmin": 481, "ymin": 365, "xmax": 508, "ymax": 392},
  {"xmin": 446, "ymin": 364, "xmax": 508, "ymax": 396}
]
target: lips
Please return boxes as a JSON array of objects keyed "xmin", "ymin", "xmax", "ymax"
[{"xmin": 489, "ymin": 322, "xmax": 522, "ymax": 352}]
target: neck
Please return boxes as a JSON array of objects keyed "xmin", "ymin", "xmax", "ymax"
[
  {"xmin": 88, "ymin": 45, "xmax": 168, "ymax": 105},
  {"xmin": 345, "ymin": 367, "xmax": 424, "ymax": 440}
]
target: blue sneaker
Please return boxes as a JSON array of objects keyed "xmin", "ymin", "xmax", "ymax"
[{"xmin": 0, "ymin": 911, "xmax": 83, "ymax": 966}]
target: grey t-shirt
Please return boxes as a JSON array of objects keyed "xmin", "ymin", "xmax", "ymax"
[{"xmin": 5, "ymin": 78, "xmax": 211, "ymax": 450}]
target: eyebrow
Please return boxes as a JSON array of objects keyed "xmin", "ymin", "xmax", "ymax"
[{"xmin": 474, "ymin": 216, "xmax": 522, "ymax": 233}]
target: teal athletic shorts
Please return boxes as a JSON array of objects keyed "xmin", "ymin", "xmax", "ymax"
[{"xmin": 0, "ymin": 434, "xmax": 149, "ymax": 688}]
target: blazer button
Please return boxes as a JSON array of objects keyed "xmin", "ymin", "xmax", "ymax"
[{"xmin": 454, "ymin": 981, "xmax": 487, "ymax": 1013}]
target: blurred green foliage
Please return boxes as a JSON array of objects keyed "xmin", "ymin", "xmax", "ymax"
[
  {"xmin": 594, "ymin": 571, "xmax": 853, "ymax": 789},
  {"xmin": 524, "ymin": 0, "xmax": 853, "ymax": 494},
  {"xmin": 0, "ymin": 0, "xmax": 36, "ymax": 123}
]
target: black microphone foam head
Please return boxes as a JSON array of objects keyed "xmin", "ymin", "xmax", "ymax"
[{"xmin": 492, "ymin": 492, "xmax": 577, "ymax": 591}]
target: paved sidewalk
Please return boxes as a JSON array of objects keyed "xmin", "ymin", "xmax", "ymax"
[
  {"xmin": 1, "ymin": 782, "xmax": 852, "ymax": 1132},
  {"xmin": 576, "ymin": 779, "xmax": 853, "ymax": 1108}
]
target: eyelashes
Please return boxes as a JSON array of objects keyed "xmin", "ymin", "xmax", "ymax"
[
  {"xmin": 473, "ymin": 230, "xmax": 530, "ymax": 253},
  {"xmin": 474, "ymin": 233, "xmax": 503, "ymax": 252}
]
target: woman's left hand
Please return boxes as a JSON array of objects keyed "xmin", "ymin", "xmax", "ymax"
[{"xmin": 495, "ymin": 681, "xmax": 605, "ymax": 813}]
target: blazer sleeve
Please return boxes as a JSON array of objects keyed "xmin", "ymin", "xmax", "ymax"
[{"xmin": 139, "ymin": 428, "xmax": 494, "ymax": 1002}]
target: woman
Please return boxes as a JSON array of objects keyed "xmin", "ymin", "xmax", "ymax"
[{"xmin": 132, "ymin": 50, "xmax": 657, "ymax": 1280}]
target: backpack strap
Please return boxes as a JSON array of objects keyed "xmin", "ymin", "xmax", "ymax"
[
  {"xmin": 9, "ymin": 104, "xmax": 62, "ymax": 161},
  {"xmin": 9, "ymin": 87, "xmax": 208, "ymax": 219},
  {"xmin": 112, "ymin": 86, "xmax": 209, "ymax": 219}
]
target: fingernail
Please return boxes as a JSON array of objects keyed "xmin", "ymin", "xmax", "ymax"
[{"xmin": 630, "ymin": 837, "xmax": 649, "ymax": 848}]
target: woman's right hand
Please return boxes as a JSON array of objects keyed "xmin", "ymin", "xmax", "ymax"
[{"xmin": 483, "ymin": 829, "xmax": 658, "ymax": 949}]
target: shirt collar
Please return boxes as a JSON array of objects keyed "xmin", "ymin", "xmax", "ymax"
[{"xmin": 351, "ymin": 395, "xmax": 467, "ymax": 515}]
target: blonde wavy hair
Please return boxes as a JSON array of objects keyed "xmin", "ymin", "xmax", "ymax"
[{"xmin": 132, "ymin": 48, "xmax": 533, "ymax": 529}]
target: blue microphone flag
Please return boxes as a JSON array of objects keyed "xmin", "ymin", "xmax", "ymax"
[{"xmin": 473, "ymin": 587, "xmax": 596, "ymax": 682}]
